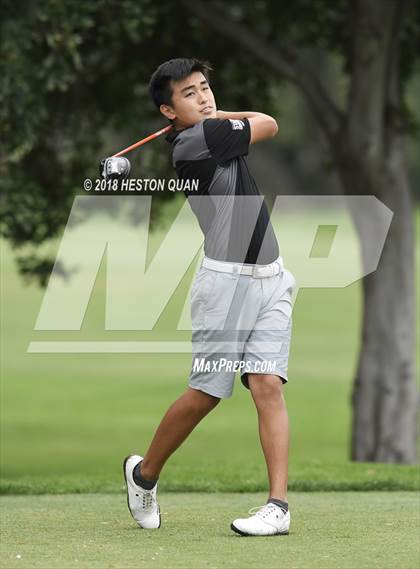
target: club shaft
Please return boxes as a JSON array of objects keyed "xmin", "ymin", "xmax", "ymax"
[{"xmin": 112, "ymin": 125, "xmax": 173, "ymax": 157}]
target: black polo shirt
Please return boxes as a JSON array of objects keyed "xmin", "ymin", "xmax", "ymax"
[{"xmin": 166, "ymin": 118, "xmax": 279, "ymax": 265}]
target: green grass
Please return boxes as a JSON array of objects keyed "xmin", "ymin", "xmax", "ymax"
[
  {"xmin": 1, "ymin": 206, "xmax": 419, "ymax": 495},
  {"xmin": 1, "ymin": 492, "xmax": 419, "ymax": 569}
]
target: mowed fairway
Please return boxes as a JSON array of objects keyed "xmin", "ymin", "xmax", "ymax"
[
  {"xmin": 1, "ymin": 206, "xmax": 419, "ymax": 494},
  {"xmin": 1, "ymin": 493, "xmax": 419, "ymax": 569},
  {"xmin": 1, "ymin": 206, "xmax": 420, "ymax": 568}
]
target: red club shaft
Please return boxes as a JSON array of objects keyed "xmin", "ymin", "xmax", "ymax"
[{"xmin": 112, "ymin": 125, "xmax": 173, "ymax": 157}]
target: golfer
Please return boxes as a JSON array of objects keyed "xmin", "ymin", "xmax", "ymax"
[{"xmin": 123, "ymin": 58, "xmax": 296, "ymax": 536}]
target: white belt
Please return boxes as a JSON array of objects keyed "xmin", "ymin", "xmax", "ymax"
[{"xmin": 202, "ymin": 256, "xmax": 283, "ymax": 278}]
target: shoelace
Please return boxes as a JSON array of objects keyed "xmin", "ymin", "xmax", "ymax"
[{"xmin": 247, "ymin": 503, "xmax": 280, "ymax": 519}]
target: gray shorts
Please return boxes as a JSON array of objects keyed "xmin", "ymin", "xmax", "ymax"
[{"xmin": 189, "ymin": 256, "xmax": 296, "ymax": 398}]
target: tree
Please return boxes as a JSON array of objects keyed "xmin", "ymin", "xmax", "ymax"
[{"xmin": 183, "ymin": 0, "xmax": 419, "ymax": 463}]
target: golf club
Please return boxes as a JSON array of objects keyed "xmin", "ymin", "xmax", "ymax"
[
  {"xmin": 100, "ymin": 124, "xmax": 173, "ymax": 180},
  {"xmin": 112, "ymin": 124, "xmax": 173, "ymax": 157}
]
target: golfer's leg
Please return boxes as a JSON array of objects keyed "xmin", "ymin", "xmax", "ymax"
[
  {"xmin": 140, "ymin": 387, "xmax": 220, "ymax": 480},
  {"xmin": 248, "ymin": 374, "xmax": 289, "ymax": 500}
]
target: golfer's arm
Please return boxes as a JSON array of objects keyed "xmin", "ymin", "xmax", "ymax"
[{"xmin": 216, "ymin": 110, "xmax": 278, "ymax": 144}]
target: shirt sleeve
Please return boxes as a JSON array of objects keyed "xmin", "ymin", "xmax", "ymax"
[{"xmin": 203, "ymin": 118, "xmax": 251, "ymax": 165}]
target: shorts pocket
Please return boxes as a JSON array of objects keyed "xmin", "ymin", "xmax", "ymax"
[
  {"xmin": 191, "ymin": 268, "xmax": 219, "ymax": 306},
  {"xmin": 191, "ymin": 269, "xmax": 220, "ymax": 337}
]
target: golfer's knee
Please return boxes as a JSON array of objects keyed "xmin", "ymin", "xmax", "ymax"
[{"xmin": 249, "ymin": 374, "xmax": 284, "ymax": 406}]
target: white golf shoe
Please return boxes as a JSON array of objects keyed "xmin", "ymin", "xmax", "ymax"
[
  {"xmin": 231, "ymin": 503, "xmax": 290, "ymax": 536},
  {"xmin": 123, "ymin": 454, "xmax": 161, "ymax": 529}
]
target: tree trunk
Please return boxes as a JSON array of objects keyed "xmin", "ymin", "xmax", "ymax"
[
  {"xmin": 337, "ymin": 0, "xmax": 419, "ymax": 463},
  {"xmin": 337, "ymin": 134, "xmax": 418, "ymax": 463}
]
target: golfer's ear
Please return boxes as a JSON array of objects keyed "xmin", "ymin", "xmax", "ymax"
[{"xmin": 160, "ymin": 104, "xmax": 176, "ymax": 121}]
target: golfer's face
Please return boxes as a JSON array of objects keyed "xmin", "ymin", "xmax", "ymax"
[{"xmin": 167, "ymin": 71, "xmax": 217, "ymax": 127}]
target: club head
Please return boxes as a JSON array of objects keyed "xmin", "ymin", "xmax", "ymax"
[{"xmin": 100, "ymin": 157, "xmax": 131, "ymax": 181}]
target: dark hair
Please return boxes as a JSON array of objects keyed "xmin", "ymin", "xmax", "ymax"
[{"xmin": 149, "ymin": 58, "xmax": 213, "ymax": 108}]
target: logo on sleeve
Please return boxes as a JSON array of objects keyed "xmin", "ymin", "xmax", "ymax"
[{"xmin": 229, "ymin": 119, "xmax": 245, "ymax": 130}]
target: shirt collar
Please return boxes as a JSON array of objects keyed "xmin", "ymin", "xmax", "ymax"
[
  {"xmin": 165, "ymin": 127, "xmax": 183, "ymax": 144},
  {"xmin": 165, "ymin": 121, "xmax": 201, "ymax": 144}
]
